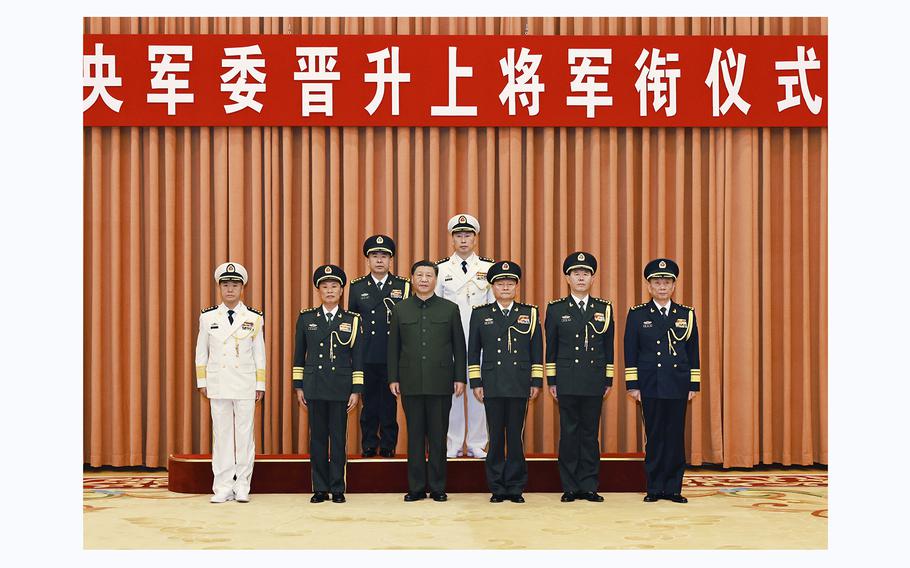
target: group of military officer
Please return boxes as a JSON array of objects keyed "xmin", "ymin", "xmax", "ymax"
[{"xmin": 194, "ymin": 212, "xmax": 701, "ymax": 506}]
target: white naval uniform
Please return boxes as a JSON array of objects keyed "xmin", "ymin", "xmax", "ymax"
[
  {"xmin": 195, "ymin": 302, "xmax": 266, "ymax": 497},
  {"xmin": 436, "ymin": 252, "xmax": 495, "ymax": 454}
]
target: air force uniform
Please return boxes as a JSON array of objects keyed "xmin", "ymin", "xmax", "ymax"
[
  {"xmin": 293, "ymin": 265, "xmax": 364, "ymax": 500},
  {"xmin": 624, "ymin": 258, "xmax": 700, "ymax": 501},
  {"xmin": 545, "ymin": 252, "xmax": 614, "ymax": 500},
  {"xmin": 347, "ymin": 235, "xmax": 410, "ymax": 456},
  {"xmin": 194, "ymin": 262, "xmax": 265, "ymax": 502},
  {"xmin": 467, "ymin": 261, "xmax": 542, "ymax": 499},
  {"xmin": 436, "ymin": 213, "xmax": 494, "ymax": 457}
]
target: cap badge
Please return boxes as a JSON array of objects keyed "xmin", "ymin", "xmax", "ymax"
[
  {"xmin": 578, "ymin": 253, "xmax": 585, "ymax": 261},
  {"xmin": 227, "ymin": 263, "xmax": 235, "ymax": 272},
  {"xmin": 325, "ymin": 266, "xmax": 332, "ymax": 274},
  {"xmin": 659, "ymin": 260, "xmax": 667, "ymax": 269},
  {"xmin": 376, "ymin": 236, "xmax": 384, "ymax": 244},
  {"xmin": 502, "ymin": 262, "xmax": 510, "ymax": 270},
  {"xmin": 459, "ymin": 215, "xmax": 467, "ymax": 223}
]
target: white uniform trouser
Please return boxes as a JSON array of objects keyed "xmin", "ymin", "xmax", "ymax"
[
  {"xmin": 448, "ymin": 335, "xmax": 488, "ymax": 453},
  {"xmin": 210, "ymin": 398, "xmax": 256, "ymax": 496}
]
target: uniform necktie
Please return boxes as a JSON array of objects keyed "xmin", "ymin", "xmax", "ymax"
[
  {"xmin": 660, "ymin": 307, "xmax": 668, "ymax": 318},
  {"xmin": 578, "ymin": 300, "xmax": 585, "ymax": 314},
  {"xmin": 502, "ymin": 308, "xmax": 510, "ymax": 318},
  {"xmin": 461, "ymin": 260, "xmax": 468, "ymax": 274},
  {"xmin": 326, "ymin": 312, "xmax": 334, "ymax": 324},
  {"xmin": 376, "ymin": 280, "xmax": 383, "ymax": 291},
  {"xmin": 227, "ymin": 309, "xmax": 235, "ymax": 325}
]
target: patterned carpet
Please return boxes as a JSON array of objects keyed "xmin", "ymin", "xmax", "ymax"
[{"xmin": 84, "ymin": 469, "xmax": 827, "ymax": 549}]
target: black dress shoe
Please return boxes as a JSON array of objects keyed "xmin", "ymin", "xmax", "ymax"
[
  {"xmin": 663, "ymin": 493, "xmax": 688, "ymax": 503},
  {"xmin": 361, "ymin": 448, "xmax": 378, "ymax": 458},
  {"xmin": 643, "ymin": 493, "xmax": 661, "ymax": 502},
  {"xmin": 378, "ymin": 448, "xmax": 395, "ymax": 458},
  {"xmin": 310, "ymin": 492, "xmax": 328, "ymax": 503},
  {"xmin": 403, "ymin": 492, "xmax": 426, "ymax": 502},
  {"xmin": 577, "ymin": 491, "xmax": 605, "ymax": 502},
  {"xmin": 430, "ymin": 491, "xmax": 448, "ymax": 502},
  {"xmin": 490, "ymin": 494, "xmax": 505, "ymax": 503},
  {"xmin": 331, "ymin": 493, "xmax": 346, "ymax": 503},
  {"xmin": 560, "ymin": 492, "xmax": 576, "ymax": 502},
  {"xmin": 509, "ymin": 494, "xmax": 525, "ymax": 503}
]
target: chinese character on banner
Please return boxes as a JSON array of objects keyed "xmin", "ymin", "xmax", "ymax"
[
  {"xmin": 775, "ymin": 46, "xmax": 823, "ymax": 115},
  {"xmin": 430, "ymin": 46, "xmax": 477, "ymax": 117},
  {"xmin": 705, "ymin": 48, "xmax": 750, "ymax": 117},
  {"xmin": 498, "ymin": 47, "xmax": 545, "ymax": 116},
  {"xmin": 635, "ymin": 48, "xmax": 681, "ymax": 117},
  {"xmin": 566, "ymin": 48, "xmax": 613, "ymax": 118},
  {"xmin": 221, "ymin": 45, "xmax": 267, "ymax": 114},
  {"xmin": 83, "ymin": 43, "xmax": 123, "ymax": 112},
  {"xmin": 293, "ymin": 47, "xmax": 341, "ymax": 117},
  {"xmin": 147, "ymin": 45, "xmax": 194, "ymax": 116},
  {"xmin": 364, "ymin": 46, "xmax": 411, "ymax": 116}
]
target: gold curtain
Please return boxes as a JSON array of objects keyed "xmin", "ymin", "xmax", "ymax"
[{"xmin": 83, "ymin": 16, "xmax": 827, "ymax": 468}]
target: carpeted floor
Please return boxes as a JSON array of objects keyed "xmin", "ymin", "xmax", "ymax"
[{"xmin": 83, "ymin": 469, "xmax": 827, "ymax": 549}]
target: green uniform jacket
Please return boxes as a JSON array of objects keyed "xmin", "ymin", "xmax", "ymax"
[
  {"xmin": 387, "ymin": 294, "xmax": 467, "ymax": 395},
  {"xmin": 292, "ymin": 307, "xmax": 364, "ymax": 401},
  {"xmin": 544, "ymin": 296, "xmax": 615, "ymax": 396},
  {"xmin": 467, "ymin": 302, "xmax": 543, "ymax": 397}
]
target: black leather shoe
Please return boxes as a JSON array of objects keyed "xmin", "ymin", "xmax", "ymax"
[
  {"xmin": 361, "ymin": 448, "xmax": 377, "ymax": 458},
  {"xmin": 310, "ymin": 492, "xmax": 328, "ymax": 503},
  {"xmin": 403, "ymin": 492, "xmax": 426, "ymax": 502},
  {"xmin": 331, "ymin": 493, "xmax": 346, "ymax": 503},
  {"xmin": 663, "ymin": 493, "xmax": 688, "ymax": 503},
  {"xmin": 577, "ymin": 491, "xmax": 605, "ymax": 502},
  {"xmin": 509, "ymin": 494, "xmax": 525, "ymax": 503},
  {"xmin": 430, "ymin": 491, "xmax": 448, "ymax": 502},
  {"xmin": 643, "ymin": 493, "xmax": 661, "ymax": 502},
  {"xmin": 490, "ymin": 494, "xmax": 505, "ymax": 503},
  {"xmin": 560, "ymin": 492, "xmax": 576, "ymax": 502},
  {"xmin": 378, "ymin": 448, "xmax": 395, "ymax": 458}
]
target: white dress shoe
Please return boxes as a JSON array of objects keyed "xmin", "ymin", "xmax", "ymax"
[
  {"xmin": 446, "ymin": 449, "xmax": 465, "ymax": 458},
  {"xmin": 210, "ymin": 492, "xmax": 235, "ymax": 503},
  {"xmin": 235, "ymin": 492, "xmax": 250, "ymax": 503},
  {"xmin": 469, "ymin": 447, "xmax": 487, "ymax": 458}
]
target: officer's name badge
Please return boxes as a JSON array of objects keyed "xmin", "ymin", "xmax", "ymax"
[
  {"xmin": 390, "ymin": 289, "xmax": 403, "ymax": 299},
  {"xmin": 308, "ymin": 323, "xmax": 319, "ymax": 330},
  {"xmin": 594, "ymin": 312, "xmax": 605, "ymax": 322},
  {"xmin": 643, "ymin": 321, "xmax": 653, "ymax": 328},
  {"xmin": 561, "ymin": 314, "xmax": 572, "ymax": 322},
  {"xmin": 242, "ymin": 321, "xmax": 254, "ymax": 330},
  {"xmin": 483, "ymin": 317, "xmax": 494, "ymax": 325},
  {"xmin": 675, "ymin": 319, "xmax": 688, "ymax": 328},
  {"xmin": 339, "ymin": 322, "xmax": 352, "ymax": 332},
  {"xmin": 210, "ymin": 323, "xmax": 219, "ymax": 329},
  {"xmin": 517, "ymin": 315, "xmax": 530, "ymax": 325}
]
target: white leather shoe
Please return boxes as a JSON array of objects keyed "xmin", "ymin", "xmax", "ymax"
[
  {"xmin": 235, "ymin": 492, "xmax": 250, "ymax": 503},
  {"xmin": 210, "ymin": 492, "xmax": 235, "ymax": 503},
  {"xmin": 447, "ymin": 448, "xmax": 465, "ymax": 458},
  {"xmin": 469, "ymin": 447, "xmax": 487, "ymax": 458}
]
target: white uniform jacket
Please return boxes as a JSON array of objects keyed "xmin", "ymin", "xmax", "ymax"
[{"xmin": 195, "ymin": 302, "xmax": 266, "ymax": 399}]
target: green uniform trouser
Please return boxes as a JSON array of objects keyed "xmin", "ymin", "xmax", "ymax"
[{"xmin": 402, "ymin": 394, "xmax": 453, "ymax": 493}]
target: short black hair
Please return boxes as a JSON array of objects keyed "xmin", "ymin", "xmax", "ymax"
[{"xmin": 410, "ymin": 260, "xmax": 438, "ymax": 276}]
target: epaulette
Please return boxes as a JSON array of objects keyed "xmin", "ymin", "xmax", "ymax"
[
  {"xmin": 247, "ymin": 306, "xmax": 263, "ymax": 316},
  {"xmin": 201, "ymin": 305, "xmax": 218, "ymax": 313},
  {"xmin": 479, "ymin": 256, "xmax": 495, "ymax": 263},
  {"xmin": 394, "ymin": 274, "xmax": 410, "ymax": 282},
  {"xmin": 351, "ymin": 275, "xmax": 368, "ymax": 284},
  {"xmin": 435, "ymin": 257, "xmax": 449, "ymax": 264},
  {"xmin": 473, "ymin": 302, "xmax": 494, "ymax": 310},
  {"xmin": 630, "ymin": 302, "xmax": 648, "ymax": 311},
  {"xmin": 548, "ymin": 296, "xmax": 568, "ymax": 305},
  {"xmin": 300, "ymin": 307, "xmax": 320, "ymax": 314},
  {"xmin": 676, "ymin": 302, "xmax": 695, "ymax": 311},
  {"xmin": 592, "ymin": 297, "xmax": 612, "ymax": 305},
  {"xmin": 517, "ymin": 301, "xmax": 538, "ymax": 310}
]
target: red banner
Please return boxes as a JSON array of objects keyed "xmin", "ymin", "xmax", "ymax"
[{"xmin": 83, "ymin": 34, "xmax": 827, "ymax": 127}]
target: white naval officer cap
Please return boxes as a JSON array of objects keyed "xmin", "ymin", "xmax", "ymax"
[
  {"xmin": 447, "ymin": 213, "xmax": 480, "ymax": 234},
  {"xmin": 214, "ymin": 262, "xmax": 248, "ymax": 285}
]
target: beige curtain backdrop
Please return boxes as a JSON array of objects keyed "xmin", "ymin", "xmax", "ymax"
[{"xmin": 83, "ymin": 16, "xmax": 827, "ymax": 469}]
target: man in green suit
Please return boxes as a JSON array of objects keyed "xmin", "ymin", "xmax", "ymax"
[{"xmin": 388, "ymin": 260, "xmax": 467, "ymax": 502}]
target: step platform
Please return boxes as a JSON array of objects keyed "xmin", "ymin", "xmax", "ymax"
[{"xmin": 168, "ymin": 453, "xmax": 646, "ymax": 494}]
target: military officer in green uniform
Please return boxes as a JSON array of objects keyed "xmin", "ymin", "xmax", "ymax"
[
  {"xmin": 545, "ymin": 252, "xmax": 615, "ymax": 503},
  {"xmin": 467, "ymin": 261, "xmax": 542, "ymax": 503},
  {"xmin": 293, "ymin": 264, "xmax": 364, "ymax": 504},
  {"xmin": 347, "ymin": 234, "xmax": 410, "ymax": 458},
  {"xmin": 624, "ymin": 258, "xmax": 700, "ymax": 504},
  {"xmin": 388, "ymin": 260, "xmax": 467, "ymax": 502}
]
